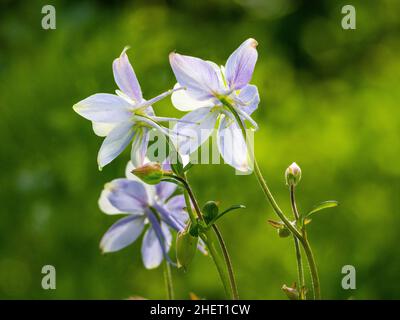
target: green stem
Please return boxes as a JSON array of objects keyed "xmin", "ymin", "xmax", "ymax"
[
  {"xmin": 221, "ymin": 98, "xmax": 321, "ymax": 299},
  {"xmin": 293, "ymin": 237, "xmax": 305, "ymax": 299},
  {"xmin": 300, "ymin": 232, "xmax": 321, "ymax": 300},
  {"xmin": 253, "ymin": 159, "xmax": 302, "ymax": 238},
  {"xmin": 183, "ymin": 190, "xmax": 232, "ymax": 299},
  {"xmin": 203, "ymin": 230, "xmax": 232, "ymax": 299},
  {"xmin": 182, "ymin": 175, "xmax": 239, "ymax": 300},
  {"xmin": 212, "ymin": 224, "xmax": 239, "ymax": 300},
  {"xmin": 221, "ymin": 98, "xmax": 301, "ymax": 239},
  {"xmin": 289, "ymin": 185, "xmax": 306, "ymax": 300},
  {"xmin": 163, "ymin": 261, "xmax": 174, "ymax": 300}
]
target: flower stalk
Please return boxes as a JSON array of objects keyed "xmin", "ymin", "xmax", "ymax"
[
  {"xmin": 177, "ymin": 174, "xmax": 239, "ymax": 300},
  {"xmin": 289, "ymin": 185, "xmax": 306, "ymax": 300},
  {"xmin": 163, "ymin": 261, "xmax": 174, "ymax": 300},
  {"xmin": 222, "ymin": 98, "xmax": 321, "ymax": 299},
  {"xmin": 183, "ymin": 191, "xmax": 232, "ymax": 299}
]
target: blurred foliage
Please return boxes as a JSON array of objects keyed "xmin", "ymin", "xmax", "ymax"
[{"xmin": 0, "ymin": 0, "xmax": 399, "ymax": 299}]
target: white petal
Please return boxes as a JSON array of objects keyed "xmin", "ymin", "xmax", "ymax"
[
  {"xmin": 113, "ymin": 47, "xmax": 142, "ymax": 102},
  {"xmin": 217, "ymin": 115, "xmax": 249, "ymax": 172},
  {"xmin": 169, "ymin": 52, "xmax": 222, "ymax": 100},
  {"xmin": 92, "ymin": 122, "xmax": 117, "ymax": 137},
  {"xmin": 73, "ymin": 93, "xmax": 132, "ymax": 122},
  {"xmin": 97, "ymin": 122, "xmax": 134, "ymax": 169},
  {"xmin": 173, "ymin": 107, "xmax": 219, "ymax": 155},
  {"xmin": 171, "ymin": 83, "xmax": 216, "ymax": 111},
  {"xmin": 130, "ymin": 128, "xmax": 149, "ymax": 168},
  {"xmin": 98, "ymin": 188, "xmax": 122, "ymax": 215},
  {"xmin": 225, "ymin": 38, "xmax": 258, "ymax": 90}
]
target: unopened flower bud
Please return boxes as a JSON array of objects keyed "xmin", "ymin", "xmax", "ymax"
[
  {"xmin": 285, "ymin": 162, "xmax": 302, "ymax": 187},
  {"xmin": 278, "ymin": 226, "xmax": 291, "ymax": 238},
  {"xmin": 282, "ymin": 284, "xmax": 299, "ymax": 300},
  {"xmin": 176, "ymin": 226, "xmax": 198, "ymax": 271},
  {"xmin": 131, "ymin": 162, "xmax": 164, "ymax": 185},
  {"xmin": 202, "ymin": 201, "xmax": 219, "ymax": 224}
]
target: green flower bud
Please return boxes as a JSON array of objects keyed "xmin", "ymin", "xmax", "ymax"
[
  {"xmin": 282, "ymin": 284, "xmax": 299, "ymax": 300},
  {"xmin": 176, "ymin": 227, "xmax": 198, "ymax": 271},
  {"xmin": 278, "ymin": 226, "xmax": 291, "ymax": 238},
  {"xmin": 131, "ymin": 162, "xmax": 164, "ymax": 185},
  {"xmin": 285, "ymin": 162, "xmax": 302, "ymax": 187},
  {"xmin": 202, "ymin": 201, "xmax": 219, "ymax": 224}
]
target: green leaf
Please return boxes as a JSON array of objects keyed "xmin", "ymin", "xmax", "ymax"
[
  {"xmin": 305, "ymin": 200, "xmax": 339, "ymax": 218},
  {"xmin": 207, "ymin": 204, "xmax": 245, "ymax": 226},
  {"xmin": 183, "ymin": 162, "xmax": 194, "ymax": 172},
  {"xmin": 160, "ymin": 178, "xmax": 181, "ymax": 185}
]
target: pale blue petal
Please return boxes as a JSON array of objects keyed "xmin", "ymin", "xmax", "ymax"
[
  {"xmin": 113, "ymin": 48, "xmax": 142, "ymax": 102},
  {"xmin": 73, "ymin": 93, "xmax": 132, "ymax": 122},
  {"xmin": 125, "ymin": 161, "xmax": 157, "ymax": 203},
  {"xmin": 238, "ymin": 84, "xmax": 260, "ymax": 115},
  {"xmin": 100, "ymin": 215, "xmax": 145, "ymax": 253},
  {"xmin": 173, "ymin": 107, "xmax": 218, "ymax": 155},
  {"xmin": 130, "ymin": 128, "xmax": 149, "ymax": 168},
  {"xmin": 217, "ymin": 115, "xmax": 249, "ymax": 172},
  {"xmin": 98, "ymin": 188, "xmax": 122, "ymax": 215},
  {"xmin": 107, "ymin": 178, "xmax": 148, "ymax": 213},
  {"xmin": 165, "ymin": 195, "xmax": 189, "ymax": 227},
  {"xmin": 153, "ymin": 203, "xmax": 182, "ymax": 231},
  {"xmin": 156, "ymin": 182, "xmax": 176, "ymax": 201},
  {"xmin": 141, "ymin": 222, "xmax": 172, "ymax": 269},
  {"xmin": 225, "ymin": 38, "xmax": 258, "ymax": 90},
  {"xmin": 145, "ymin": 210, "xmax": 174, "ymax": 267},
  {"xmin": 169, "ymin": 53, "xmax": 222, "ymax": 100},
  {"xmin": 97, "ymin": 121, "xmax": 134, "ymax": 169}
]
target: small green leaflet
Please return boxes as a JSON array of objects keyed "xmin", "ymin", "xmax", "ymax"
[{"xmin": 305, "ymin": 200, "xmax": 339, "ymax": 218}]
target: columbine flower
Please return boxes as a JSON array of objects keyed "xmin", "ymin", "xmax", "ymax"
[
  {"xmin": 73, "ymin": 47, "xmax": 180, "ymax": 169},
  {"xmin": 98, "ymin": 161, "xmax": 189, "ymax": 269},
  {"xmin": 169, "ymin": 38, "xmax": 260, "ymax": 172}
]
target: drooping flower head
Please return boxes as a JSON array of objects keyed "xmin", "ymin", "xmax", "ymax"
[
  {"xmin": 73, "ymin": 47, "xmax": 181, "ymax": 169},
  {"xmin": 99, "ymin": 161, "xmax": 189, "ymax": 269},
  {"xmin": 169, "ymin": 38, "xmax": 260, "ymax": 172}
]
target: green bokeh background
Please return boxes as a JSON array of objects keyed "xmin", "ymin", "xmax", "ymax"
[{"xmin": 1, "ymin": 0, "xmax": 399, "ymax": 299}]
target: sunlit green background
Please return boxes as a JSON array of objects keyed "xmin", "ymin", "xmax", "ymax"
[{"xmin": 1, "ymin": 0, "xmax": 399, "ymax": 299}]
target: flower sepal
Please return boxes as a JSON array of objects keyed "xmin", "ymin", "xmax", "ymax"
[{"xmin": 176, "ymin": 223, "xmax": 199, "ymax": 272}]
